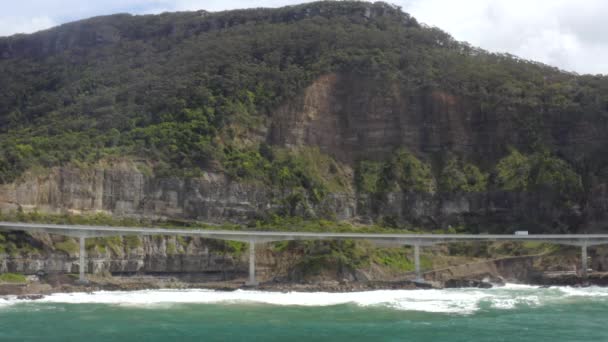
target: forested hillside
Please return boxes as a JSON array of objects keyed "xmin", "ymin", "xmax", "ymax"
[{"xmin": 1, "ymin": 1, "xmax": 608, "ymax": 233}]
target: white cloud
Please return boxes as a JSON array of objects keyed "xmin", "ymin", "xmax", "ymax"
[
  {"xmin": 0, "ymin": 16, "xmax": 56, "ymax": 36},
  {"xmin": 399, "ymin": 0, "xmax": 608, "ymax": 74},
  {"xmin": 0, "ymin": 0, "xmax": 606, "ymax": 74},
  {"xmin": 0, "ymin": 0, "xmax": 158, "ymax": 36}
]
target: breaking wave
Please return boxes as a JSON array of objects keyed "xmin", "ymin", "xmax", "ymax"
[{"xmin": 2, "ymin": 284, "xmax": 607, "ymax": 314}]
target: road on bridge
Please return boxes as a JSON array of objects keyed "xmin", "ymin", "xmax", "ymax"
[{"xmin": 1, "ymin": 222, "xmax": 606, "ymax": 285}]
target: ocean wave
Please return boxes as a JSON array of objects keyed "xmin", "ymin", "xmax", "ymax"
[
  {"xmin": 557, "ymin": 286, "xmax": 608, "ymax": 297},
  {"xmin": 1, "ymin": 285, "xmax": 607, "ymax": 314}
]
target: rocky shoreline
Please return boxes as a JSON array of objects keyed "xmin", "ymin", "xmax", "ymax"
[
  {"xmin": 0, "ymin": 274, "xmax": 434, "ymax": 298},
  {"xmin": 2, "ymin": 272, "xmax": 608, "ymax": 301}
]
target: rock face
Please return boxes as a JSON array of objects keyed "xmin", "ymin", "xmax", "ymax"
[
  {"xmin": 0, "ymin": 0, "xmax": 606, "ymax": 233},
  {"xmin": 0, "ymin": 167, "xmax": 274, "ymax": 223},
  {"xmin": 424, "ymin": 255, "xmax": 539, "ymax": 284},
  {"xmin": 0, "ymin": 233, "xmax": 356, "ymax": 283},
  {"xmin": 270, "ymin": 73, "xmax": 608, "ymax": 166},
  {"xmin": 0, "ymin": 3, "xmax": 607, "ymax": 232},
  {"xmin": 0, "ymin": 165, "xmax": 594, "ymax": 232},
  {"xmin": 267, "ymin": 73, "xmax": 607, "ymax": 231},
  {"xmin": 0, "ymin": 234, "xmax": 247, "ymax": 277}
]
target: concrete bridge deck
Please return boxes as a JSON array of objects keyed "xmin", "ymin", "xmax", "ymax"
[{"xmin": 1, "ymin": 222, "xmax": 607, "ymax": 285}]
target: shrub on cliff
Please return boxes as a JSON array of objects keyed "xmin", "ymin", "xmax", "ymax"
[
  {"xmin": 55, "ymin": 238, "xmax": 79, "ymax": 256},
  {"xmin": 530, "ymin": 152, "xmax": 583, "ymax": 195},
  {"xmin": 440, "ymin": 157, "xmax": 488, "ymax": 193},
  {"xmin": 355, "ymin": 161, "xmax": 383, "ymax": 193},
  {"xmin": 356, "ymin": 150, "xmax": 436, "ymax": 194},
  {"xmin": 377, "ymin": 149, "xmax": 436, "ymax": 193},
  {"xmin": 495, "ymin": 149, "xmax": 531, "ymax": 191},
  {"xmin": 496, "ymin": 149, "xmax": 582, "ymax": 196}
]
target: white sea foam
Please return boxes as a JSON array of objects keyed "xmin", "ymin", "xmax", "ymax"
[
  {"xmin": 498, "ymin": 283, "xmax": 538, "ymax": 290},
  {"xmin": 1, "ymin": 285, "xmax": 607, "ymax": 314},
  {"xmin": 556, "ymin": 286, "xmax": 608, "ymax": 297}
]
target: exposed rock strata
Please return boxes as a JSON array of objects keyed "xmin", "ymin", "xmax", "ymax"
[
  {"xmin": 271, "ymin": 73, "xmax": 608, "ymax": 167},
  {"xmin": 0, "ymin": 165, "xmax": 602, "ymax": 232},
  {"xmin": 0, "ymin": 234, "xmax": 246, "ymax": 276},
  {"xmin": 1, "ymin": 72, "xmax": 608, "ymax": 230}
]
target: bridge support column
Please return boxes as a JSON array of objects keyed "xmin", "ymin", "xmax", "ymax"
[
  {"xmin": 414, "ymin": 244, "xmax": 422, "ymax": 282},
  {"xmin": 78, "ymin": 236, "xmax": 88, "ymax": 284},
  {"xmin": 581, "ymin": 244, "xmax": 588, "ymax": 280},
  {"xmin": 246, "ymin": 239, "xmax": 259, "ymax": 286}
]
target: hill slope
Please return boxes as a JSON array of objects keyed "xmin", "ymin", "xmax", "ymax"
[{"xmin": 1, "ymin": 1, "xmax": 608, "ymax": 233}]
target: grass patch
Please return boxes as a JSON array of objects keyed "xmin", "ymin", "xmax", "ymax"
[
  {"xmin": 55, "ymin": 238, "xmax": 79, "ymax": 255},
  {"xmin": 124, "ymin": 235, "xmax": 142, "ymax": 250},
  {"xmin": 289, "ymin": 240, "xmax": 374, "ymax": 276},
  {"xmin": 287, "ymin": 147, "xmax": 351, "ymax": 193},
  {"xmin": 103, "ymin": 236, "xmax": 123, "ymax": 255},
  {"xmin": 372, "ymin": 248, "xmax": 413, "ymax": 271},
  {"xmin": 0, "ymin": 210, "xmax": 421, "ymax": 233},
  {"xmin": 225, "ymin": 241, "xmax": 247, "ymax": 257},
  {"xmin": 252, "ymin": 215, "xmax": 416, "ymax": 233},
  {"xmin": 370, "ymin": 247, "xmax": 432, "ymax": 272},
  {"xmin": 0, "ymin": 273, "xmax": 27, "ymax": 283},
  {"xmin": 271, "ymin": 240, "xmax": 291, "ymax": 253},
  {"xmin": 489, "ymin": 241, "xmax": 561, "ymax": 257},
  {"xmin": 176, "ymin": 236, "xmax": 189, "ymax": 248},
  {"xmin": 355, "ymin": 161, "xmax": 383, "ymax": 193},
  {"xmin": 86, "ymin": 237, "xmax": 123, "ymax": 255},
  {"xmin": 167, "ymin": 241, "xmax": 177, "ymax": 255}
]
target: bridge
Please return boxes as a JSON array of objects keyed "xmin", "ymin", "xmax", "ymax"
[{"xmin": 1, "ymin": 221, "xmax": 608, "ymax": 285}]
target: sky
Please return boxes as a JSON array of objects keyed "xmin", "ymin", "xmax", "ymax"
[{"xmin": 0, "ymin": 0, "xmax": 606, "ymax": 75}]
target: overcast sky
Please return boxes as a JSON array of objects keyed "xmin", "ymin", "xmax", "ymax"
[{"xmin": 0, "ymin": 0, "xmax": 606, "ymax": 75}]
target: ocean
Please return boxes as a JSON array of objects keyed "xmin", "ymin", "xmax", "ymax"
[{"xmin": 0, "ymin": 285, "xmax": 606, "ymax": 341}]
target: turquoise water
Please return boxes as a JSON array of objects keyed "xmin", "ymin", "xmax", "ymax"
[{"xmin": 0, "ymin": 286, "xmax": 607, "ymax": 341}]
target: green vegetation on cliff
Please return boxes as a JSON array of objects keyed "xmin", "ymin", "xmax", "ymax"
[
  {"xmin": 55, "ymin": 238, "xmax": 79, "ymax": 255},
  {"xmin": 496, "ymin": 149, "xmax": 583, "ymax": 196},
  {"xmin": 355, "ymin": 149, "xmax": 436, "ymax": 194},
  {"xmin": 0, "ymin": 1, "xmax": 606, "ymax": 238},
  {"xmin": 440, "ymin": 157, "xmax": 488, "ymax": 193},
  {"xmin": 0, "ymin": 273, "xmax": 27, "ymax": 283},
  {"xmin": 381, "ymin": 148, "xmax": 436, "ymax": 193},
  {"xmin": 0, "ymin": 0, "xmax": 606, "ymax": 195},
  {"xmin": 0, "ymin": 210, "xmax": 409, "ymax": 234},
  {"xmin": 0, "ymin": 230, "xmax": 40, "ymax": 257},
  {"xmin": 224, "ymin": 146, "xmax": 351, "ymax": 206},
  {"xmin": 354, "ymin": 147, "xmax": 578, "ymax": 199}
]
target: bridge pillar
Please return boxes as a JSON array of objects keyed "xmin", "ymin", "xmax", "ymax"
[
  {"xmin": 246, "ymin": 239, "xmax": 259, "ymax": 286},
  {"xmin": 414, "ymin": 244, "xmax": 422, "ymax": 282},
  {"xmin": 581, "ymin": 243, "xmax": 588, "ymax": 280},
  {"xmin": 78, "ymin": 236, "xmax": 88, "ymax": 284}
]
